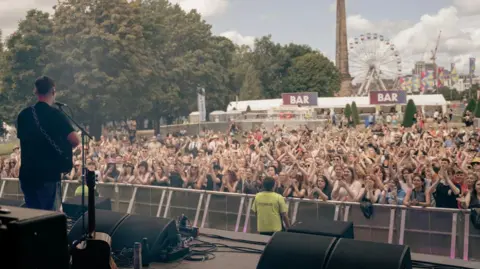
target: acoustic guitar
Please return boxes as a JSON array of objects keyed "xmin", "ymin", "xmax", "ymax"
[{"xmin": 71, "ymin": 170, "xmax": 117, "ymax": 269}]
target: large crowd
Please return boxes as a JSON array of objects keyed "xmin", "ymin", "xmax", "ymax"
[{"xmin": 1, "ymin": 111, "xmax": 480, "ymax": 210}]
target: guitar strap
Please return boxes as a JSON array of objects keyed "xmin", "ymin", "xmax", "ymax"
[{"xmin": 31, "ymin": 105, "xmax": 65, "ymax": 156}]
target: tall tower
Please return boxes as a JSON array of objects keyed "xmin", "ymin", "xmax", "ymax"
[{"xmin": 335, "ymin": 0, "xmax": 353, "ymax": 96}]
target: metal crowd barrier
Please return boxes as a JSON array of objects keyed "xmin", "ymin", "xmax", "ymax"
[{"xmin": 1, "ymin": 178, "xmax": 478, "ymax": 261}]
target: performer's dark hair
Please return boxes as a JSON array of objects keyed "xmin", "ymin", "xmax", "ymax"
[{"xmin": 35, "ymin": 76, "xmax": 55, "ymax": 95}]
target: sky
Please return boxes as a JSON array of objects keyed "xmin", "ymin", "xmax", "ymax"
[{"xmin": 1, "ymin": 0, "xmax": 479, "ymax": 76}]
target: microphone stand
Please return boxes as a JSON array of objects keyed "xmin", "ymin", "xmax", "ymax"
[{"xmin": 58, "ymin": 105, "xmax": 93, "ymax": 239}]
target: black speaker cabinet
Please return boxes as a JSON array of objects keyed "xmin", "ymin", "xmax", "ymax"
[
  {"xmin": 62, "ymin": 196, "xmax": 112, "ymax": 219},
  {"xmin": 288, "ymin": 219, "xmax": 354, "ymax": 239},
  {"xmin": 0, "ymin": 206, "xmax": 69, "ymax": 269},
  {"xmin": 68, "ymin": 209, "xmax": 179, "ymax": 262},
  {"xmin": 325, "ymin": 238, "xmax": 412, "ymax": 269},
  {"xmin": 257, "ymin": 232, "xmax": 337, "ymax": 269}
]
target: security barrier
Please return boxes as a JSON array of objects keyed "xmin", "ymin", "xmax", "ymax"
[{"xmin": 0, "ymin": 178, "xmax": 478, "ymax": 261}]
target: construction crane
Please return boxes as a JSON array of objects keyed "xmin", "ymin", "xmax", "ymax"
[{"xmin": 431, "ymin": 31, "xmax": 442, "ymax": 90}]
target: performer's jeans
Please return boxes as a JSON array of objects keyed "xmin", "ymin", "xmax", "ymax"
[{"xmin": 20, "ymin": 180, "xmax": 61, "ymax": 211}]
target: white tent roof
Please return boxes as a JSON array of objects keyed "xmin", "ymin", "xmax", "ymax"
[
  {"xmin": 209, "ymin": 110, "xmax": 226, "ymax": 115},
  {"xmin": 227, "ymin": 99, "xmax": 283, "ymax": 112},
  {"xmin": 226, "ymin": 94, "xmax": 447, "ymax": 112}
]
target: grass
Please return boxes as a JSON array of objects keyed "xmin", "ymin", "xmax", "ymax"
[{"xmin": 0, "ymin": 141, "xmax": 19, "ymax": 156}]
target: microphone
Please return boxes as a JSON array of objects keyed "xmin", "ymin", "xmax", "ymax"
[{"xmin": 55, "ymin": 102, "xmax": 68, "ymax": 107}]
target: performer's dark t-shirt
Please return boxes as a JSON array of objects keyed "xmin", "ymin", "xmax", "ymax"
[{"xmin": 17, "ymin": 102, "xmax": 74, "ymax": 184}]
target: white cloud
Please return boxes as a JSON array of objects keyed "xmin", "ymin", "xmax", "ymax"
[
  {"xmin": 220, "ymin": 30, "xmax": 255, "ymax": 47},
  {"xmin": 346, "ymin": 6, "xmax": 480, "ymax": 75},
  {"xmin": 453, "ymin": 0, "xmax": 480, "ymax": 15},
  {"xmin": 168, "ymin": 0, "xmax": 228, "ymax": 17},
  {"xmin": 0, "ymin": 0, "xmax": 55, "ymax": 38},
  {"xmin": 347, "ymin": 15, "xmax": 374, "ymax": 32}
]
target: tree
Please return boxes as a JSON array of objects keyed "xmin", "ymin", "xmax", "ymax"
[
  {"xmin": 250, "ymin": 35, "xmax": 289, "ymax": 98},
  {"xmin": 46, "ymin": 0, "xmax": 154, "ymax": 136},
  {"xmin": 475, "ymin": 101, "xmax": 480, "ymax": 118},
  {"xmin": 351, "ymin": 101, "xmax": 360, "ymax": 125},
  {"xmin": 239, "ymin": 64, "xmax": 262, "ymax": 100},
  {"xmin": 138, "ymin": 1, "xmax": 235, "ymax": 124},
  {"xmin": 464, "ymin": 99, "xmax": 477, "ymax": 116},
  {"xmin": 403, "ymin": 99, "xmax": 417, "ymax": 127},
  {"xmin": 344, "ymin": 103, "xmax": 352, "ymax": 119},
  {"xmin": 437, "ymin": 86, "xmax": 461, "ymax": 101},
  {"xmin": 0, "ymin": 10, "xmax": 54, "ymax": 123},
  {"xmin": 284, "ymin": 52, "xmax": 340, "ymax": 96}
]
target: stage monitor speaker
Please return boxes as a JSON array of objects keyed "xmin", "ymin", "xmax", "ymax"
[
  {"xmin": 0, "ymin": 198, "xmax": 25, "ymax": 207},
  {"xmin": 68, "ymin": 209, "xmax": 128, "ymax": 245},
  {"xmin": 324, "ymin": 238, "xmax": 412, "ymax": 269},
  {"xmin": 62, "ymin": 196, "xmax": 112, "ymax": 219},
  {"xmin": 256, "ymin": 231, "xmax": 337, "ymax": 269},
  {"xmin": 0, "ymin": 206, "xmax": 69, "ymax": 269},
  {"xmin": 69, "ymin": 210, "xmax": 180, "ymax": 263},
  {"xmin": 288, "ymin": 219, "xmax": 354, "ymax": 239}
]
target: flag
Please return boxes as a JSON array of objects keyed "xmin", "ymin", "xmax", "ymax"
[
  {"xmin": 412, "ymin": 74, "xmax": 420, "ymax": 92},
  {"xmin": 420, "ymin": 71, "xmax": 426, "ymax": 92},
  {"xmin": 451, "ymin": 63, "xmax": 459, "ymax": 84},
  {"xmin": 399, "ymin": 77, "xmax": 405, "ymax": 91},
  {"xmin": 426, "ymin": 70, "xmax": 434, "ymax": 90},
  {"xmin": 404, "ymin": 77, "xmax": 412, "ymax": 92},
  {"xmin": 197, "ymin": 88, "xmax": 206, "ymax": 122},
  {"xmin": 470, "ymin": 57, "xmax": 476, "ymax": 75},
  {"xmin": 437, "ymin": 67, "xmax": 445, "ymax": 88}
]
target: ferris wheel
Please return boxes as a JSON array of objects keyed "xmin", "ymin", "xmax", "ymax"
[{"xmin": 349, "ymin": 33, "xmax": 404, "ymax": 96}]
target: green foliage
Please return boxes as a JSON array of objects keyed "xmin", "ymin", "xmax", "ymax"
[
  {"xmin": 284, "ymin": 52, "xmax": 340, "ymax": 96},
  {"xmin": 474, "ymin": 101, "xmax": 480, "ymax": 118},
  {"xmin": 437, "ymin": 86, "xmax": 461, "ymax": 101},
  {"xmin": 465, "ymin": 99, "xmax": 477, "ymax": 116},
  {"xmin": 402, "ymin": 99, "xmax": 417, "ymax": 127},
  {"xmin": 0, "ymin": 10, "xmax": 53, "ymax": 122},
  {"xmin": 344, "ymin": 103, "xmax": 352, "ymax": 119},
  {"xmin": 351, "ymin": 101, "xmax": 360, "ymax": 125},
  {"xmin": 0, "ymin": 1, "xmax": 341, "ymax": 132},
  {"xmin": 239, "ymin": 64, "xmax": 262, "ymax": 100}
]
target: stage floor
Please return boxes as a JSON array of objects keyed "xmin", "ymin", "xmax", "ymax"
[{"xmin": 125, "ymin": 229, "xmax": 480, "ymax": 269}]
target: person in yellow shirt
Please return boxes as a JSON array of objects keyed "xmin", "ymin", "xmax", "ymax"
[{"xmin": 251, "ymin": 177, "xmax": 291, "ymax": 236}]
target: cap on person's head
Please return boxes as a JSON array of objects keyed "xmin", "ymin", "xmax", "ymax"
[
  {"xmin": 471, "ymin": 157, "xmax": 480, "ymax": 165},
  {"xmin": 34, "ymin": 76, "xmax": 55, "ymax": 95},
  {"xmin": 263, "ymin": 177, "xmax": 276, "ymax": 191}
]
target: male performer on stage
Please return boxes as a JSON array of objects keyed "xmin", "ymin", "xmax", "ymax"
[{"xmin": 16, "ymin": 76, "xmax": 79, "ymax": 210}]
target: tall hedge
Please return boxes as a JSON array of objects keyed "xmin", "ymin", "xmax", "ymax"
[
  {"xmin": 351, "ymin": 101, "xmax": 360, "ymax": 125},
  {"xmin": 402, "ymin": 99, "xmax": 417, "ymax": 127},
  {"xmin": 464, "ymin": 99, "xmax": 476, "ymax": 116},
  {"xmin": 344, "ymin": 103, "xmax": 352, "ymax": 119}
]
